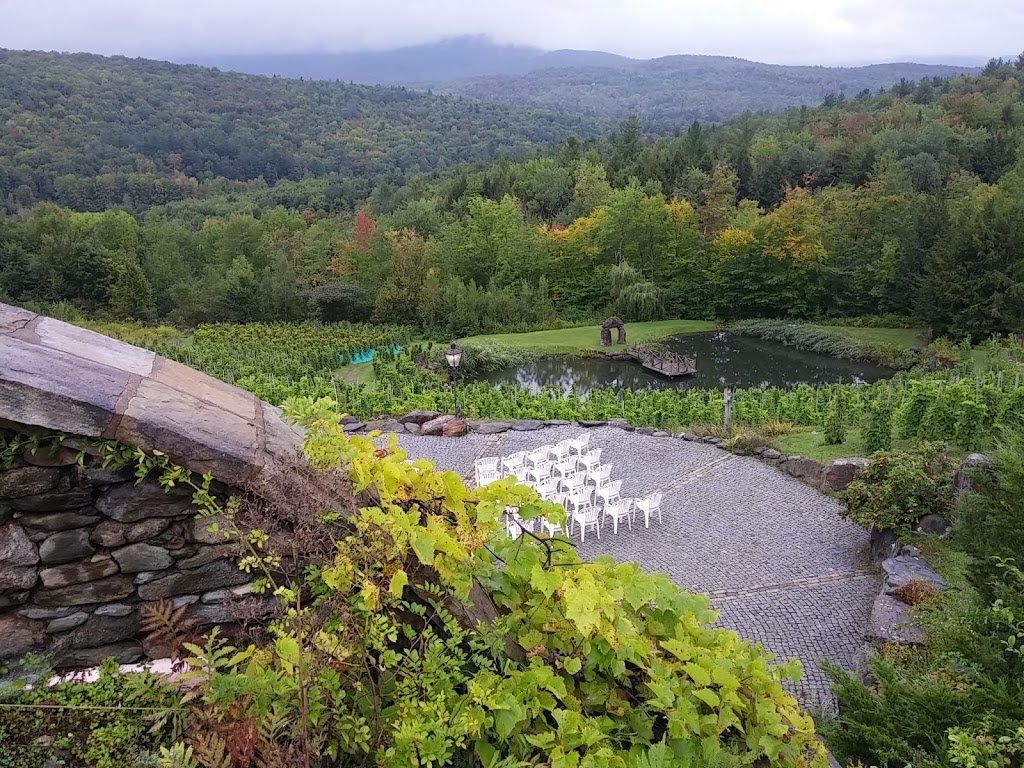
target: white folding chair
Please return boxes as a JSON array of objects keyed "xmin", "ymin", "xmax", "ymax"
[
  {"xmin": 598, "ymin": 480, "xmax": 623, "ymax": 511},
  {"xmin": 476, "ymin": 467, "xmax": 500, "ymax": 487},
  {"xmin": 580, "ymin": 448, "xmax": 603, "ymax": 472},
  {"xmin": 536, "ymin": 479, "xmax": 560, "ymax": 500},
  {"xmin": 555, "ymin": 458, "xmax": 581, "ymax": 485},
  {"xmin": 569, "ymin": 490, "xmax": 600, "ymax": 543},
  {"xmin": 562, "ymin": 472, "xmax": 586, "ymax": 496},
  {"xmin": 589, "ymin": 464, "xmax": 613, "ymax": 488},
  {"xmin": 528, "ymin": 461, "xmax": 554, "ymax": 484},
  {"xmin": 604, "ymin": 497, "xmax": 633, "ymax": 534},
  {"xmin": 549, "ymin": 439, "xmax": 572, "ymax": 462},
  {"xmin": 569, "ymin": 432, "xmax": 590, "ymax": 457},
  {"xmin": 635, "ymin": 492, "xmax": 664, "ymax": 528},
  {"xmin": 528, "ymin": 448, "xmax": 552, "ymax": 468}
]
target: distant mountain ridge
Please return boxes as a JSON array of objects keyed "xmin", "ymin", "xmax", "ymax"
[{"xmin": 178, "ymin": 37, "xmax": 983, "ymax": 130}]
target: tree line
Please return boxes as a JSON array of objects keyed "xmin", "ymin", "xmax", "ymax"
[{"xmin": 2, "ymin": 54, "xmax": 1024, "ymax": 339}]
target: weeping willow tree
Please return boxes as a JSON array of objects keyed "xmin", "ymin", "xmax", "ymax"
[{"xmin": 610, "ymin": 261, "xmax": 666, "ymax": 321}]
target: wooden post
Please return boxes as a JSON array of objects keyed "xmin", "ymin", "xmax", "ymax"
[{"xmin": 723, "ymin": 386, "xmax": 734, "ymax": 433}]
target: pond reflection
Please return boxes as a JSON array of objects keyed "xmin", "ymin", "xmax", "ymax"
[{"xmin": 473, "ymin": 332, "xmax": 893, "ymax": 395}]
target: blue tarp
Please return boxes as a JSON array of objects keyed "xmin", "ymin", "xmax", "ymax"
[{"xmin": 345, "ymin": 345, "xmax": 400, "ymax": 365}]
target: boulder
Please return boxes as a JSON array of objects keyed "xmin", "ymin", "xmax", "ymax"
[
  {"xmin": 177, "ymin": 543, "xmax": 236, "ymax": 569},
  {"xmin": 0, "ymin": 522, "xmax": 38, "ymax": 566},
  {"xmin": 119, "ymin": 517, "xmax": 171, "ymax": 544},
  {"xmin": 138, "ymin": 560, "xmax": 249, "ymax": 600},
  {"xmin": 22, "ymin": 446, "xmax": 79, "ymax": 468},
  {"xmin": 342, "ymin": 421, "xmax": 366, "ymax": 433},
  {"xmin": 821, "ymin": 457, "xmax": 870, "ymax": 492},
  {"xmin": 511, "ymin": 419, "xmax": 546, "ymax": 431},
  {"xmin": 869, "ymin": 527, "xmax": 901, "ymax": 564},
  {"xmin": 95, "ymin": 479, "xmax": 195, "ymax": 523},
  {"xmin": 56, "ymin": 640, "xmax": 143, "ymax": 668},
  {"xmin": 19, "ymin": 510, "xmax": 101, "ymax": 531},
  {"xmin": 112, "ymin": 543, "xmax": 174, "ymax": 573},
  {"xmin": 578, "ymin": 420, "xmax": 607, "ymax": 428},
  {"xmin": 442, "ymin": 418, "xmax": 468, "ymax": 437},
  {"xmin": 45, "ymin": 611, "xmax": 90, "ymax": 633},
  {"xmin": 404, "ymin": 423, "xmax": 422, "ymax": 435},
  {"xmin": 185, "ymin": 513, "xmax": 236, "ymax": 545},
  {"xmin": 761, "ymin": 448, "xmax": 781, "ymax": 460},
  {"xmin": 39, "ymin": 529, "xmax": 95, "ymax": 565},
  {"xmin": 681, "ymin": 433, "xmax": 698, "ymax": 441},
  {"xmin": 398, "ymin": 410, "xmax": 441, "ymax": 425},
  {"xmin": 702, "ymin": 436, "xmax": 723, "ymax": 445},
  {"xmin": 953, "ymin": 452, "xmax": 993, "ymax": 500},
  {"xmin": 94, "ymin": 603, "xmax": 134, "ymax": 617},
  {"xmin": 339, "ymin": 414, "xmax": 359, "ymax": 425},
  {"xmin": 40, "ymin": 558, "xmax": 119, "ymax": 588},
  {"xmin": 732, "ymin": 448, "xmax": 746, "ymax": 455},
  {"xmin": 867, "ymin": 594, "xmax": 926, "ymax": 646},
  {"xmin": 916, "ymin": 514, "xmax": 950, "ymax": 537},
  {"xmin": 9, "ymin": 489, "xmax": 94, "ymax": 512},
  {"xmin": 381, "ymin": 420, "xmax": 406, "ymax": 434},
  {"xmin": 635, "ymin": 427, "xmax": 657, "ymax": 436},
  {"xmin": 780, "ymin": 456, "xmax": 824, "ymax": 483},
  {"xmin": 0, "ymin": 615, "xmax": 46, "ymax": 660},
  {"xmin": 882, "ymin": 555, "xmax": 946, "ymax": 594},
  {"xmin": 62, "ymin": 614, "xmax": 140, "ymax": 649},
  {"xmin": 469, "ymin": 422, "xmax": 512, "ymax": 435},
  {"xmin": 90, "ymin": 520, "xmax": 127, "ymax": 547},
  {"xmin": 0, "ymin": 466, "xmax": 62, "ymax": 499},
  {"xmin": 652, "ymin": 430, "xmax": 670, "ymax": 437},
  {"xmin": 420, "ymin": 415, "xmax": 454, "ymax": 436},
  {"xmin": 607, "ymin": 418, "xmax": 634, "ymax": 431}
]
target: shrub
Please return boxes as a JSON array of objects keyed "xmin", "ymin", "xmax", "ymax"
[
  {"xmin": 843, "ymin": 443, "xmax": 954, "ymax": 532},
  {"xmin": 957, "ymin": 428, "xmax": 1024, "ymax": 599},
  {"xmin": 892, "ymin": 579, "xmax": 939, "ymax": 607},
  {"xmin": 865, "ymin": 399, "xmax": 894, "ymax": 453},
  {"xmin": 823, "ymin": 396, "xmax": 847, "ymax": 445}
]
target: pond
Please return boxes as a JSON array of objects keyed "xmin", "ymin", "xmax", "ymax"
[{"xmin": 472, "ymin": 332, "xmax": 894, "ymax": 394}]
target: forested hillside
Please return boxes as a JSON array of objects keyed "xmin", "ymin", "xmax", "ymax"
[
  {"xmin": 1, "ymin": 54, "xmax": 1023, "ymax": 341},
  {"xmin": 0, "ymin": 49, "xmax": 605, "ymax": 213},
  {"xmin": 437, "ymin": 56, "xmax": 982, "ymax": 129}
]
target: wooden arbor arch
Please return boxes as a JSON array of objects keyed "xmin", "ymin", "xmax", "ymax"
[{"xmin": 600, "ymin": 316, "xmax": 626, "ymax": 346}]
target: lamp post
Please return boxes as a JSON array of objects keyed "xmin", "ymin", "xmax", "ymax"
[{"xmin": 444, "ymin": 341, "xmax": 463, "ymax": 418}]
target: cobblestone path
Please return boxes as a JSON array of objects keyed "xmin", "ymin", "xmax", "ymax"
[{"xmin": 380, "ymin": 425, "xmax": 877, "ymax": 710}]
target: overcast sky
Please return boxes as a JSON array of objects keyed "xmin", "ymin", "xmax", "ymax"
[{"xmin": 1, "ymin": 0, "xmax": 1017, "ymax": 65}]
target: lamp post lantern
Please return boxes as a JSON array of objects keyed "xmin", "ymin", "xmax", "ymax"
[{"xmin": 444, "ymin": 341, "xmax": 463, "ymax": 418}]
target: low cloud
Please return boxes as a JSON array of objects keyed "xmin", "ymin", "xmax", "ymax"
[{"xmin": 1, "ymin": 0, "xmax": 1017, "ymax": 65}]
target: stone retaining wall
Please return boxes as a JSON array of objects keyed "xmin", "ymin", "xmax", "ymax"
[{"xmin": 0, "ymin": 303, "xmax": 302, "ymax": 667}]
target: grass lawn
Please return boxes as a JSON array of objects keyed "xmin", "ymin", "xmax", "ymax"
[
  {"xmin": 337, "ymin": 361, "xmax": 375, "ymax": 385},
  {"xmin": 775, "ymin": 427, "xmax": 871, "ymax": 463},
  {"xmin": 816, "ymin": 325, "xmax": 925, "ymax": 350},
  {"xmin": 460, "ymin": 319, "xmax": 717, "ymax": 355}
]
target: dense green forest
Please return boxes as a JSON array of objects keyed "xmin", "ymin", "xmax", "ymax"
[
  {"xmin": 0, "ymin": 49, "xmax": 604, "ymax": 213},
  {"xmin": 436, "ymin": 55, "xmax": 982, "ymax": 130},
  {"xmin": 1, "ymin": 52, "xmax": 1023, "ymax": 340}
]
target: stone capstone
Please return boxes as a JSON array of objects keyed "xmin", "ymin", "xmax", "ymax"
[
  {"xmin": 577, "ymin": 420, "xmax": 607, "ymax": 428},
  {"xmin": 0, "ymin": 466, "xmax": 62, "ymax": 498},
  {"xmin": 40, "ymin": 558, "xmax": 119, "ymax": 588},
  {"xmin": 511, "ymin": 419, "xmax": 545, "ymax": 431},
  {"xmin": 419, "ymin": 415, "xmax": 454, "ymax": 436},
  {"xmin": 0, "ymin": 615, "xmax": 46, "ymax": 660},
  {"xmin": 38, "ymin": 529, "xmax": 95, "ymax": 565},
  {"xmin": 95, "ymin": 479, "xmax": 195, "ymax": 523},
  {"xmin": 398, "ymin": 410, "xmax": 441, "ymax": 425},
  {"xmin": 442, "ymin": 418, "xmax": 468, "ymax": 437},
  {"xmin": 33, "ymin": 575, "xmax": 135, "ymax": 606},
  {"xmin": 821, "ymin": 457, "xmax": 870, "ymax": 492},
  {"xmin": 137, "ymin": 560, "xmax": 249, "ymax": 601},
  {"xmin": 112, "ymin": 543, "xmax": 174, "ymax": 573},
  {"xmin": 469, "ymin": 422, "xmax": 512, "ymax": 435}
]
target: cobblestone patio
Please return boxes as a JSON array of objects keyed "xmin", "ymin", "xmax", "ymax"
[{"xmin": 380, "ymin": 425, "xmax": 877, "ymax": 710}]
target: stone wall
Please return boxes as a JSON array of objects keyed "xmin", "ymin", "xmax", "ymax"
[{"xmin": 0, "ymin": 302, "xmax": 303, "ymax": 667}]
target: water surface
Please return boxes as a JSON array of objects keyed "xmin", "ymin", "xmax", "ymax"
[{"xmin": 474, "ymin": 332, "xmax": 893, "ymax": 394}]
